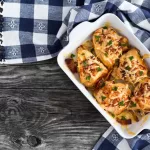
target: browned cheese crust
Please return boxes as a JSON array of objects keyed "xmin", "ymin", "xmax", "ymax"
[
  {"xmin": 77, "ymin": 46, "xmax": 108, "ymax": 87},
  {"xmin": 94, "ymin": 81, "xmax": 131, "ymax": 115},
  {"xmin": 93, "ymin": 27, "xmax": 128, "ymax": 69}
]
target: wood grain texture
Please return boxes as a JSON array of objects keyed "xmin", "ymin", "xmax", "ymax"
[
  {"xmin": 0, "ymin": 58, "xmax": 75, "ymax": 89},
  {"xmin": 0, "ymin": 58, "xmax": 109, "ymax": 150}
]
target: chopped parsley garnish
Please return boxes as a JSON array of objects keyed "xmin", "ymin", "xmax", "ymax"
[
  {"xmin": 130, "ymin": 101, "xmax": 136, "ymax": 107},
  {"xmin": 107, "ymin": 40, "xmax": 112, "ymax": 46},
  {"xmin": 71, "ymin": 53, "xmax": 75, "ymax": 58},
  {"xmin": 139, "ymin": 71, "xmax": 143, "ymax": 76},
  {"xmin": 121, "ymin": 116, "xmax": 126, "ymax": 120},
  {"xmin": 101, "ymin": 95, "xmax": 106, "ymax": 101},
  {"xmin": 95, "ymin": 35, "xmax": 100, "ymax": 42},
  {"xmin": 120, "ymin": 43, "xmax": 128, "ymax": 47},
  {"xmin": 111, "ymin": 113, "xmax": 115, "ymax": 118},
  {"xmin": 118, "ymin": 101, "xmax": 125, "ymax": 106},
  {"xmin": 97, "ymin": 67, "xmax": 102, "ymax": 72},
  {"xmin": 91, "ymin": 48, "xmax": 94, "ymax": 53},
  {"xmin": 86, "ymin": 75, "xmax": 91, "ymax": 81},
  {"xmin": 100, "ymin": 82, "xmax": 106, "ymax": 88},
  {"xmin": 103, "ymin": 26, "xmax": 108, "ymax": 29},
  {"xmin": 129, "ymin": 56, "xmax": 134, "ymax": 61},
  {"xmin": 83, "ymin": 60, "xmax": 87, "ymax": 67},
  {"xmin": 112, "ymin": 86, "xmax": 118, "ymax": 91},
  {"xmin": 125, "ymin": 66, "xmax": 131, "ymax": 71},
  {"xmin": 104, "ymin": 52, "xmax": 108, "ymax": 57}
]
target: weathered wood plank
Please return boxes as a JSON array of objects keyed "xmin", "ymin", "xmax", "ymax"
[
  {"xmin": 0, "ymin": 58, "xmax": 76, "ymax": 89},
  {"xmin": 0, "ymin": 58, "xmax": 110, "ymax": 149},
  {"xmin": 0, "ymin": 89, "xmax": 109, "ymax": 150}
]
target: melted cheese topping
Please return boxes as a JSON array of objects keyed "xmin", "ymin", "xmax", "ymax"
[
  {"xmin": 94, "ymin": 81, "xmax": 131, "ymax": 115},
  {"xmin": 133, "ymin": 78, "xmax": 150, "ymax": 110},
  {"xmin": 81, "ymin": 40, "xmax": 94, "ymax": 52},
  {"xmin": 93, "ymin": 27, "xmax": 128, "ymax": 69},
  {"xmin": 77, "ymin": 46, "xmax": 108, "ymax": 87},
  {"xmin": 115, "ymin": 49, "xmax": 148, "ymax": 84}
]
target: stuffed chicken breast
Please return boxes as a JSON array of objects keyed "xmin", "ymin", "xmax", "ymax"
[
  {"xmin": 113, "ymin": 49, "xmax": 148, "ymax": 84},
  {"xmin": 92, "ymin": 26, "xmax": 129, "ymax": 69},
  {"xmin": 77, "ymin": 46, "xmax": 108, "ymax": 87},
  {"xmin": 130, "ymin": 78, "xmax": 150, "ymax": 111},
  {"xmin": 94, "ymin": 81, "xmax": 131, "ymax": 115}
]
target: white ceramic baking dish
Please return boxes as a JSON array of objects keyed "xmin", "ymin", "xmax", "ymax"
[{"xmin": 57, "ymin": 13, "xmax": 150, "ymax": 139}]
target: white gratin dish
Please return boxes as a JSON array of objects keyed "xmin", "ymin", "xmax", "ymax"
[{"xmin": 57, "ymin": 13, "xmax": 150, "ymax": 139}]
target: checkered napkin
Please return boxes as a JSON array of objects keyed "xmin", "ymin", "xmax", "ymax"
[
  {"xmin": 93, "ymin": 127, "xmax": 150, "ymax": 150},
  {"xmin": 1, "ymin": 0, "xmax": 150, "ymax": 63}
]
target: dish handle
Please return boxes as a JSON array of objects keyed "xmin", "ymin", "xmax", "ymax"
[{"xmin": 69, "ymin": 22, "xmax": 92, "ymax": 43}]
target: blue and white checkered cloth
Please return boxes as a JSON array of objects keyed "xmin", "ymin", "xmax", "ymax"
[
  {"xmin": 93, "ymin": 126, "xmax": 150, "ymax": 150},
  {"xmin": 2, "ymin": 0, "xmax": 150, "ymax": 149},
  {"xmin": 1, "ymin": 0, "xmax": 150, "ymax": 63}
]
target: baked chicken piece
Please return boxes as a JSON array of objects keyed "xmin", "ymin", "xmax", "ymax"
[
  {"xmin": 116, "ymin": 110, "xmax": 138, "ymax": 125},
  {"xmin": 112, "ymin": 49, "xmax": 148, "ymax": 84},
  {"xmin": 77, "ymin": 46, "xmax": 108, "ymax": 87},
  {"xmin": 92, "ymin": 26, "xmax": 129, "ymax": 69},
  {"xmin": 94, "ymin": 81, "xmax": 131, "ymax": 115},
  {"xmin": 81, "ymin": 40, "xmax": 94, "ymax": 52},
  {"xmin": 129, "ymin": 78, "xmax": 150, "ymax": 111}
]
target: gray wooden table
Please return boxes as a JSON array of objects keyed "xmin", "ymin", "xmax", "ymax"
[{"xmin": 0, "ymin": 57, "xmax": 109, "ymax": 150}]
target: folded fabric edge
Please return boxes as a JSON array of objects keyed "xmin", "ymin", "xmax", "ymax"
[
  {"xmin": 0, "ymin": 0, "xmax": 4, "ymax": 62},
  {"xmin": 92, "ymin": 126, "xmax": 114, "ymax": 150},
  {"xmin": 0, "ymin": 52, "xmax": 59, "ymax": 64}
]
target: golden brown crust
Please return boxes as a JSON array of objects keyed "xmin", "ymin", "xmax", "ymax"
[
  {"xmin": 130, "ymin": 78, "xmax": 150, "ymax": 111},
  {"xmin": 94, "ymin": 81, "xmax": 131, "ymax": 115},
  {"xmin": 65, "ymin": 59, "xmax": 77, "ymax": 73},
  {"xmin": 113, "ymin": 49, "xmax": 148, "ymax": 84},
  {"xmin": 116, "ymin": 110, "xmax": 138, "ymax": 125},
  {"xmin": 92, "ymin": 27, "xmax": 129, "ymax": 69},
  {"xmin": 77, "ymin": 46, "xmax": 108, "ymax": 87},
  {"xmin": 81, "ymin": 40, "xmax": 94, "ymax": 52}
]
